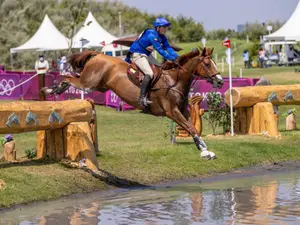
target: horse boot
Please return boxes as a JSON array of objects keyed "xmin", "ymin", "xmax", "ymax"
[{"xmin": 139, "ymin": 74, "xmax": 153, "ymax": 107}]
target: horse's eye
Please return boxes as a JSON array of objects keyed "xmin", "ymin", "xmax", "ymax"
[{"xmin": 205, "ymin": 63, "xmax": 210, "ymax": 68}]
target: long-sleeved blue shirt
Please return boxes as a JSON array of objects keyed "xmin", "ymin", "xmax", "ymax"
[{"xmin": 129, "ymin": 29, "xmax": 178, "ymax": 61}]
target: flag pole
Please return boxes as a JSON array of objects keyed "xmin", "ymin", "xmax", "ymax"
[
  {"xmin": 228, "ymin": 48, "xmax": 234, "ymax": 136},
  {"xmin": 222, "ymin": 38, "xmax": 234, "ymax": 136}
]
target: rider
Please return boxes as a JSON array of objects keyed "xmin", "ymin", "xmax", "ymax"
[{"xmin": 127, "ymin": 17, "xmax": 179, "ymax": 107}]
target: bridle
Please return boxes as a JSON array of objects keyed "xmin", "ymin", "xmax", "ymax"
[{"xmin": 154, "ymin": 55, "xmax": 220, "ymax": 98}]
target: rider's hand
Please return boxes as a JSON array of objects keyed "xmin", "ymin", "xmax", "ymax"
[{"xmin": 172, "ymin": 57, "xmax": 179, "ymax": 65}]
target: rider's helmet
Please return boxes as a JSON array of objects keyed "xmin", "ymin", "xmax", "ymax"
[{"xmin": 153, "ymin": 17, "xmax": 171, "ymax": 28}]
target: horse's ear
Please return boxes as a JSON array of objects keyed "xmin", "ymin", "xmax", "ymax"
[
  {"xmin": 202, "ymin": 47, "xmax": 207, "ymax": 56},
  {"xmin": 196, "ymin": 45, "xmax": 203, "ymax": 54},
  {"xmin": 210, "ymin": 47, "xmax": 214, "ymax": 55}
]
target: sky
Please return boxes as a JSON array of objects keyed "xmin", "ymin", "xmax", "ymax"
[{"xmin": 117, "ymin": 0, "xmax": 299, "ymax": 30}]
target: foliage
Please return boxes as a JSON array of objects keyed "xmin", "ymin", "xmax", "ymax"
[
  {"xmin": 203, "ymin": 91, "xmax": 230, "ymax": 135},
  {"xmin": 0, "ymin": 0, "xmax": 284, "ymax": 70},
  {"xmin": 282, "ymin": 108, "xmax": 297, "ymax": 118},
  {"xmin": 0, "ymin": 134, "xmax": 13, "ymax": 146},
  {"xmin": 0, "ymin": 137, "xmax": 6, "ymax": 146},
  {"xmin": 24, "ymin": 148, "xmax": 36, "ymax": 159}
]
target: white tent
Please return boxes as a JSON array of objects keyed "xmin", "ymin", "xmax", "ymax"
[
  {"xmin": 10, "ymin": 15, "xmax": 70, "ymax": 53},
  {"xmin": 264, "ymin": 0, "xmax": 300, "ymax": 41},
  {"xmin": 72, "ymin": 12, "xmax": 117, "ymax": 49}
]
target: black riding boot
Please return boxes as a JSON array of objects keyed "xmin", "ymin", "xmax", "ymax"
[{"xmin": 139, "ymin": 74, "xmax": 153, "ymax": 107}]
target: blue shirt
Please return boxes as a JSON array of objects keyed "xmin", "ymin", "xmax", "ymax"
[
  {"xmin": 129, "ymin": 29, "xmax": 178, "ymax": 61},
  {"xmin": 243, "ymin": 52, "xmax": 249, "ymax": 61}
]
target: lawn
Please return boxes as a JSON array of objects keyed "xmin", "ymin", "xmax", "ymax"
[{"xmin": 1, "ymin": 41, "xmax": 300, "ymax": 208}]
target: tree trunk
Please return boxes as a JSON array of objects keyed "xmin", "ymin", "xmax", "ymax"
[
  {"xmin": 4, "ymin": 141, "xmax": 16, "ymax": 162},
  {"xmin": 286, "ymin": 114, "xmax": 296, "ymax": 130},
  {"xmin": 64, "ymin": 122, "xmax": 99, "ymax": 171}
]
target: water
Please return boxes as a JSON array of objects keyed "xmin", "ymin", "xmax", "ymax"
[{"xmin": 2, "ymin": 170, "xmax": 300, "ymax": 224}]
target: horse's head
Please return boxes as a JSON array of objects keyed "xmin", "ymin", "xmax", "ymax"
[{"xmin": 194, "ymin": 47, "xmax": 223, "ymax": 89}]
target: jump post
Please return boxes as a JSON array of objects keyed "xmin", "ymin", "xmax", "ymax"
[
  {"xmin": 225, "ymin": 84, "xmax": 300, "ymax": 137},
  {"xmin": 0, "ymin": 99, "xmax": 99, "ymax": 170}
]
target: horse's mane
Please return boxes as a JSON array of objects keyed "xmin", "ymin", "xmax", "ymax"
[
  {"xmin": 68, "ymin": 51, "xmax": 100, "ymax": 73},
  {"xmin": 178, "ymin": 49, "xmax": 200, "ymax": 65},
  {"xmin": 162, "ymin": 49, "xmax": 200, "ymax": 70}
]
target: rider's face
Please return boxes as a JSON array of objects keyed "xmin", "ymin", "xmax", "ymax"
[{"xmin": 158, "ymin": 26, "xmax": 168, "ymax": 34}]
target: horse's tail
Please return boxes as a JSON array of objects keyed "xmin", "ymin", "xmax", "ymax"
[{"xmin": 68, "ymin": 51, "xmax": 100, "ymax": 73}]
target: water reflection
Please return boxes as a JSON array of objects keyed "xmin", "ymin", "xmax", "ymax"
[{"xmin": 2, "ymin": 171, "xmax": 300, "ymax": 224}]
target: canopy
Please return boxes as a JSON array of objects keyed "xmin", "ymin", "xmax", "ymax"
[
  {"xmin": 10, "ymin": 15, "xmax": 69, "ymax": 53},
  {"xmin": 264, "ymin": 0, "xmax": 300, "ymax": 41},
  {"xmin": 112, "ymin": 35, "xmax": 183, "ymax": 52},
  {"xmin": 72, "ymin": 12, "xmax": 117, "ymax": 48}
]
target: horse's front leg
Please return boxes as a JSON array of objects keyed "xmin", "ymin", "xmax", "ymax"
[{"xmin": 166, "ymin": 107, "xmax": 216, "ymax": 160}]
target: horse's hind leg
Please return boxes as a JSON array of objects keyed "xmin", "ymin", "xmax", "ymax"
[
  {"xmin": 166, "ymin": 107, "xmax": 216, "ymax": 160},
  {"xmin": 42, "ymin": 77, "xmax": 92, "ymax": 95}
]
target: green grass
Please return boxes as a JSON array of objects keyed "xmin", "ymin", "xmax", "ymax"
[{"xmin": 1, "ymin": 41, "xmax": 300, "ymax": 208}]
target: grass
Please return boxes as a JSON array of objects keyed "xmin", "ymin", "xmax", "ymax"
[{"xmin": 1, "ymin": 40, "xmax": 300, "ymax": 208}]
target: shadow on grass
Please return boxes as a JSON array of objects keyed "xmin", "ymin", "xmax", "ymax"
[
  {"xmin": 0, "ymin": 158, "xmax": 56, "ymax": 169},
  {"xmin": 0, "ymin": 158, "xmax": 148, "ymax": 189},
  {"xmin": 59, "ymin": 159, "xmax": 149, "ymax": 189}
]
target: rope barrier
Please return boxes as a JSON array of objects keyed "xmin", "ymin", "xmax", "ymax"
[{"xmin": 0, "ymin": 73, "xmax": 39, "ymax": 95}]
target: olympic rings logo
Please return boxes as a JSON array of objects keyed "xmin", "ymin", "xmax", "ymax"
[{"xmin": 0, "ymin": 79, "xmax": 16, "ymax": 96}]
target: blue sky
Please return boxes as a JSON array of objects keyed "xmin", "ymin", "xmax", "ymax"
[{"xmin": 118, "ymin": 0, "xmax": 299, "ymax": 30}]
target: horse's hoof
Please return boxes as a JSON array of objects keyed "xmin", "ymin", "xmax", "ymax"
[
  {"xmin": 40, "ymin": 87, "xmax": 52, "ymax": 94},
  {"xmin": 209, "ymin": 151, "xmax": 217, "ymax": 160},
  {"xmin": 200, "ymin": 151, "xmax": 211, "ymax": 160}
]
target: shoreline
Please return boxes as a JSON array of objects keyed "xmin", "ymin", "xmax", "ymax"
[{"xmin": 1, "ymin": 160, "xmax": 300, "ymax": 211}]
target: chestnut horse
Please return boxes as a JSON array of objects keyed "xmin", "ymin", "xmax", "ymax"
[{"xmin": 43, "ymin": 47, "xmax": 223, "ymax": 159}]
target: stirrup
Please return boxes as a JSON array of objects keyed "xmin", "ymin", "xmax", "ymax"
[{"xmin": 140, "ymin": 97, "xmax": 152, "ymax": 107}]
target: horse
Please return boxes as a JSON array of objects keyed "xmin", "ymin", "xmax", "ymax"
[{"xmin": 42, "ymin": 47, "xmax": 224, "ymax": 159}]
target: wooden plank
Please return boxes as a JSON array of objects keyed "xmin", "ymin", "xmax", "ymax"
[
  {"xmin": 225, "ymin": 84, "xmax": 300, "ymax": 107},
  {"xmin": 0, "ymin": 100, "xmax": 93, "ymax": 134}
]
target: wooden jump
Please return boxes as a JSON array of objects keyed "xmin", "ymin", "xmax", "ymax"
[
  {"xmin": 0, "ymin": 100, "xmax": 99, "ymax": 170},
  {"xmin": 225, "ymin": 84, "xmax": 300, "ymax": 137}
]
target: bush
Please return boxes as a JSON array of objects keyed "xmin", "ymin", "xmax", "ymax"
[
  {"xmin": 204, "ymin": 91, "xmax": 230, "ymax": 135},
  {"xmin": 24, "ymin": 148, "xmax": 37, "ymax": 159}
]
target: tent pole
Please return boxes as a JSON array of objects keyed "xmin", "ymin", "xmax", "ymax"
[{"xmin": 10, "ymin": 53, "xmax": 13, "ymax": 70}]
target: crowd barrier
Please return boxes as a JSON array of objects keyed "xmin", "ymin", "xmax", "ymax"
[{"xmin": 0, "ymin": 70, "xmax": 259, "ymax": 111}]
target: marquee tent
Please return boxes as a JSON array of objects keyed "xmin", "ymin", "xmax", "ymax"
[
  {"xmin": 10, "ymin": 15, "xmax": 70, "ymax": 53},
  {"xmin": 264, "ymin": 0, "xmax": 300, "ymax": 41},
  {"xmin": 72, "ymin": 12, "xmax": 117, "ymax": 49}
]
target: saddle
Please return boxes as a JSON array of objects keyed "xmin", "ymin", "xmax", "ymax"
[{"xmin": 127, "ymin": 54, "xmax": 164, "ymax": 89}]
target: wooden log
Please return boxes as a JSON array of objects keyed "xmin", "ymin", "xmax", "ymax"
[
  {"xmin": 90, "ymin": 109, "xmax": 99, "ymax": 153},
  {"xmin": 286, "ymin": 114, "xmax": 296, "ymax": 130},
  {"xmin": 3, "ymin": 141, "xmax": 16, "ymax": 161},
  {"xmin": 253, "ymin": 104, "xmax": 261, "ymax": 134},
  {"xmin": 36, "ymin": 131, "xmax": 46, "ymax": 159},
  {"xmin": 234, "ymin": 110, "xmax": 240, "ymax": 133},
  {"xmin": 36, "ymin": 129, "xmax": 64, "ymax": 159},
  {"xmin": 252, "ymin": 103, "xmax": 278, "ymax": 136},
  {"xmin": 262, "ymin": 103, "xmax": 279, "ymax": 137},
  {"xmin": 239, "ymin": 107, "xmax": 248, "ymax": 134},
  {"xmin": 246, "ymin": 107, "xmax": 254, "ymax": 134},
  {"xmin": 225, "ymin": 84, "xmax": 300, "ymax": 107},
  {"xmin": 0, "ymin": 100, "xmax": 93, "ymax": 134},
  {"xmin": 64, "ymin": 122, "xmax": 99, "ymax": 171}
]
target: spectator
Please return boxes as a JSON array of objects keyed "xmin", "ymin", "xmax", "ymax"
[
  {"xmin": 287, "ymin": 46, "xmax": 295, "ymax": 62},
  {"xmin": 243, "ymin": 49, "xmax": 250, "ymax": 69},
  {"xmin": 35, "ymin": 54, "xmax": 49, "ymax": 100},
  {"xmin": 59, "ymin": 56, "xmax": 71, "ymax": 76},
  {"xmin": 258, "ymin": 48, "xmax": 266, "ymax": 68},
  {"xmin": 51, "ymin": 59, "xmax": 59, "ymax": 72}
]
